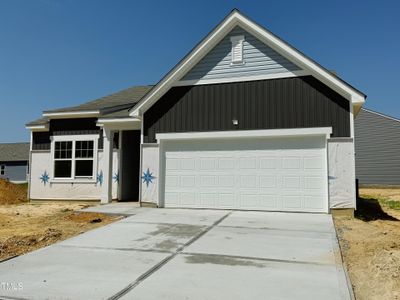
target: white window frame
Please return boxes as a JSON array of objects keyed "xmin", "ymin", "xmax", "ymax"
[
  {"xmin": 50, "ymin": 134, "xmax": 98, "ymax": 183},
  {"xmin": 0, "ymin": 164, "xmax": 5, "ymax": 176},
  {"xmin": 230, "ymin": 35, "xmax": 245, "ymax": 65}
]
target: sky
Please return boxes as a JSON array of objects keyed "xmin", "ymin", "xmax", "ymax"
[{"xmin": 0, "ymin": 0, "xmax": 399, "ymax": 142}]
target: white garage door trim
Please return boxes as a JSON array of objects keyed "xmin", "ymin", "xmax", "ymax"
[
  {"xmin": 156, "ymin": 127, "xmax": 332, "ymax": 142},
  {"xmin": 157, "ymin": 127, "xmax": 332, "ymax": 213}
]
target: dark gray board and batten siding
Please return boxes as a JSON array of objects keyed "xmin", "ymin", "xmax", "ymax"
[
  {"xmin": 143, "ymin": 76, "xmax": 350, "ymax": 143},
  {"xmin": 355, "ymin": 109, "xmax": 400, "ymax": 186},
  {"xmin": 32, "ymin": 118, "xmax": 118, "ymax": 150}
]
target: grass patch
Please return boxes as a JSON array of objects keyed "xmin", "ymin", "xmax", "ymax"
[
  {"xmin": 359, "ymin": 193, "xmax": 400, "ymax": 215},
  {"xmin": 355, "ymin": 197, "xmax": 398, "ymax": 221},
  {"xmin": 17, "ymin": 182, "xmax": 28, "ymax": 190},
  {"xmin": 379, "ymin": 198, "xmax": 400, "ymax": 210}
]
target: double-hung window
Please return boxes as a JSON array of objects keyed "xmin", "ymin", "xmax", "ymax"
[
  {"xmin": 0, "ymin": 165, "xmax": 5, "ymax": 176},
  {"xmin": 52, "ymin": 136, "xmax": 97, "ymax": 181}
]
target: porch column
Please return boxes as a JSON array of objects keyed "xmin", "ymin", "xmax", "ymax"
[{"xmin": 101, "ymin": 128, "xmax": 113, "ymax": 204}]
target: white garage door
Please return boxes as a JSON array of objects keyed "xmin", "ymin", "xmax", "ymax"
[{"xmin": 162, "ymin": 136, "xmax": 328, "ymax": 212}]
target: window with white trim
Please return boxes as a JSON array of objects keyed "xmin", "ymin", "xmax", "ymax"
[
  {"xmin": 52, "ymin": 136, "xmax": 97, "ymax": 180},
  {"xmin": 0, "ymin": 165, "xmax": 5, "ymax": 176},
  {"xmin": 230, "ymin": 35, "xmax": 245, "ymax": 64}
]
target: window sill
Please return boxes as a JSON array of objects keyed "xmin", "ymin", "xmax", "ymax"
[
  {"xmin": 50, "ymin": 178, "xmax": 97, "ymax": 184},
  {"xmin": 230, "ymin": 61, "xmax": 245, "ymax": 66}
]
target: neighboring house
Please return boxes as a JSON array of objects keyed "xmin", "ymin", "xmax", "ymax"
[
  {"xmin": 355, "ymin": 108, "xmax": 400, "ymax": 186},
  {"xmin": 0, "ymin": 143, "xmax": 30, "ymax": 183},
  {"xmin": 26, "ymin": 10, "xmax": 366, "ymax": 213}
]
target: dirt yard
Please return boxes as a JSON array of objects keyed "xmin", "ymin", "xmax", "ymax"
[
  {"xmin": 0, "ymin": 179, "xmax": 121, "ymax": 261},
  {"xmin": 334, "ymin": 188, "xmax": 400, "ymax": 300}
]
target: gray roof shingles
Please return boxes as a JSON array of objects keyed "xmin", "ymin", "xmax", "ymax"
[
  {"xmin": 27, "ymin": 85, "xmax": 153, "ymax": 126},
  {"xmin": 0, "ymin": 143, "xmax": 30, "ymax": 161},
  {"xmin": 43, "ymin": 85, "xmax": 153, "ymax": 114}
]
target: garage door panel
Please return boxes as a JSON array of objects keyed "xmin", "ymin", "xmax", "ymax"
[
  {"xmin": 181, "ymin": 176, "xmax": 195, "ymax": 187},
  {"xmin": 218, "ymin": 193, "xmax": 235, "ymax": 208},
  {"xmin": 166, "ymin": 158, "xmax": 180, "ymax": 170},
  {"xmin": 200, "ymin": 176, "xmax": 217, "ymax": 187},
  {"xmin": 259, "ymin": 194, "xmax": 278, "ymax": 208},
  {"xmin": 282, "ymin": 157, "xmax": 302, "ymax": 169},
  {"xmin": 200, "ymin": 158, "xmax": 216, "ymax": 170},
  {"xmin": 304, "ymin": 176, "xmax": 325, "ymax": 189},
  {"xmin": 180, "ymin": 192, "xmax": 196, "ymax": 206},
  {"xmin": 282, "ymin": 176, "xmax": 301, "ymax": 189},
  {"xmin": 259, "ymin": 157, "xmax": 277, "ymax": 169},
  {"xmin": 218, "ymin": 176, "xmax": 235, "ymax": 187},
  {"xmin": 304, "ymin": 196, "xmax": 324, "ymax": 209},
  {"xmin": 239, "ymin": 157, "xmax": 257, "ymax": 169},
  {"xmin": 259, "ymin": 176, "xmax": 276, "ymax": 188},
  {"xmin": 165, "ymin": 192, "xmax": 180, "ymax": 206},
  {"xmin": 200, "ymin": 193, "xmax": 217, "ymax": 206},
  {"xmin": 240, "ymin": 176, "xmax": 258, "ymax": 188},
  {"xmin": 218, "ymin": 158, "xmax": 235, "ymax": 170},
  {"xmin": 239, "ymin": 193, "xmax": 259, "ymax": 208},
  {"xmin": 163, "ymin": 136, "xmax": 328, "ymax": 212},
  {"xmin": 180, "ymin": 158, "xmax": 195, "ymax": 170},
  {"xmin": 282, "ymin": 195, "xmax": 303, "ymax": 209}
]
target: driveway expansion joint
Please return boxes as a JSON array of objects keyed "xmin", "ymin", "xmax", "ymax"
[{"xmin": 108, "ymin": 211, "xmax": 232, "ymax": 300}]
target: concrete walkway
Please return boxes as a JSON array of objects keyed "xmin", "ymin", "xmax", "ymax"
[
  {"xmin": 0, "ymin": 208, "xmax": 352, "ymax": 300},
  {"xmin": 81, "ymin": 202, "xmax": 140, "ymax": 215}
]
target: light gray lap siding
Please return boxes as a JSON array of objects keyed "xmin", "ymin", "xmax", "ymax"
[
  {"xmin": 181, "ymin": 26, "xmax": 301, "ymax": 82},
  {"xmin": 355, "ymin": 109, "xmax": 400, "ymax": 185}
]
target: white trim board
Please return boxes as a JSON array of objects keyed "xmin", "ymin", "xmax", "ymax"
[
  {"xmin": 43, "ymin": 111, "xmax": 100, "ymax": 118},
  {"xmin": 130, "ymin": 10, "xmax": 365, "ymax": 118},
  {"xmin": 96, "ymin": 118, "xmax": 141, "ymax": 130},
  {"xmin": 174, "ymin": 70, "xmax": 310, "ymax": 87},
  {"xmin": 156, "ymin": 127, "xmax": 333, "ymax": 142},
  {"xmin": 26, "ymin": 124, "xmax": 49, "ymax": 132}
]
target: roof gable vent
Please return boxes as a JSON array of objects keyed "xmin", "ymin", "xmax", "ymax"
[{"xmin": 230, "ymin": 35, "xmax": 244, "ymax": 64}]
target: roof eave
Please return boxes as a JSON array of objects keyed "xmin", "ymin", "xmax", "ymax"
[
  {"xmin": 25, "ymin": 124, "xmax": 49, "ymax": 132},
  {"xmin": 42, "ymin": 110, "xmax": 100, "ymax": 118}
]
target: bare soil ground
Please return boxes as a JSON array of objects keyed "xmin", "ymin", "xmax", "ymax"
[
  {"xmin": 334, "ymin": 188, "xmax": 400, "ymax": 300},
  {"xmin": 0, "ymin": 179, "xmax": 121, "ymax": 261}
]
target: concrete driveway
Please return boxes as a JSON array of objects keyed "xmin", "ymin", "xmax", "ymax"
[{"xmin": 0, "ymin": 208, "xmax": 352, "ymax": 300}]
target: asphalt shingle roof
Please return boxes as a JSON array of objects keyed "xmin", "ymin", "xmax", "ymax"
[
  {"xmin": 26, "ymin": 117, "xmax": 49, "ymax": 127},
  {"xmin": 26, "ymin": 85, "xmax": 153, "ymax": 126},
  {"xmin": 0, "ymin": 143, "xmax": 30, "ymax": 161},
  {"xmin": 43, "ymin": 85, "xmax": 153, "ymax": 114}
]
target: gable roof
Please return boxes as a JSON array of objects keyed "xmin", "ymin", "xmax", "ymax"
[
  {"xmin": 129, "ymin": 9, "xmax": 366, "ymax": 117},
  {"xmin": 0, "ymin": 143, "xmax": 30, "ymax": 162}
]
